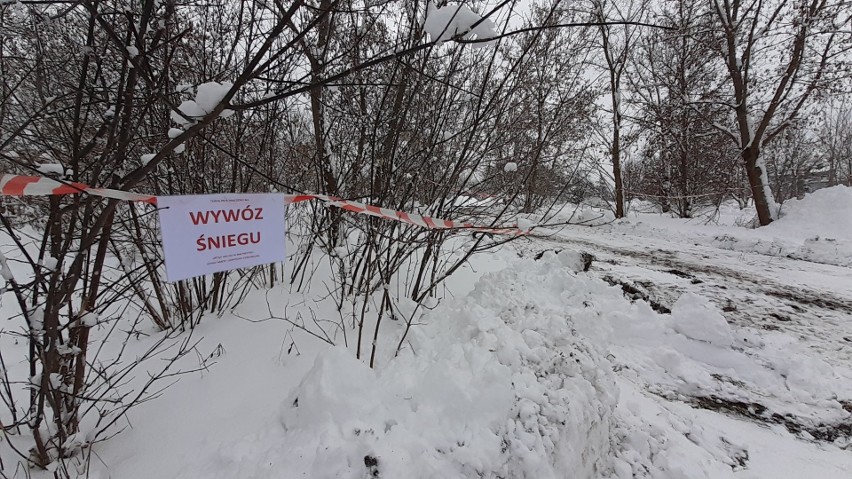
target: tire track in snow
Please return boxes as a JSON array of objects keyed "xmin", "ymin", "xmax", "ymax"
[
  {"xmin": 530, "ymin": 233, "xmax": 852, "ymax": 445},
  {"xmin": 541, "ymin": 234, "xmax": 852, "ymax": 314}
]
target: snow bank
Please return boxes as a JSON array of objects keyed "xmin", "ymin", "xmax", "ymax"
[
  {"xmin": 115, "ymin": 243, "xmax": 848, "ymax": 479},
  {"xmin": 713, "ymin": 186, "xmax": 852, "ymax": 266},
  {"xmin": 265, "ymin": 249, "xmax": 848, "ymax": 478},
  {"xmin": 175, "ymin": 250, "xmax": 619, "ymax": 478},
  {"xmin": 278, "ymin": 250, "xmax": 617, "ymax": 478},
  {"xmin": 773, "ymin": 186, "xmax": 852, "ymax": 240},
  {"xmin": 277, "ymin": 346, "xmax": 513, "ymax": 478}
]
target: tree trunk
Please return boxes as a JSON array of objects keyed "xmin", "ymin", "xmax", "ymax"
[
  {"xmin": 743, "ymin": 147, "xmax": 774, "ymax": 226},
  {"xmin": 612, "ymin": 120, "xmax": 625, "ymax": 218},
  {"xmin": 827, "ymin": 156, "xmax": 837, "ymax": 187}
]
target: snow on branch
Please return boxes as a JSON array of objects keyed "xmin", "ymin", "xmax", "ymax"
[
  {"xmin": 423, "ymin": 1, "xmax": 498, "ymax": 46},
  {"xmin": 171, "ymin": 81, "xmax": 235, "ymax": 126}
]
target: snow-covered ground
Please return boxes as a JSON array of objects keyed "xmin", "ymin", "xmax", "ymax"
[{"xmin": 2, "ymin": 187, "xmax": 852, "ymax": 478}]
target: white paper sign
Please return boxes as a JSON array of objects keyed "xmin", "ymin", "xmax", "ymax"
[{"xmin": 158, "ymin": 193, "xmax": 286, "ymax": 282}]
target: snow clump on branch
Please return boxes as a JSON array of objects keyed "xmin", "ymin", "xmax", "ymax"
[
  {"xmin": 423, "ymin": 2, "xmax": 498, "ymax": 46},
  {"xmin": 171, "ymin": 81, "xmax": 234, "ymax": 126}
]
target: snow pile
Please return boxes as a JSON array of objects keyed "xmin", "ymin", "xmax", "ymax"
[
  {"xmin": 668, "ymin": 293, "xmax": 733, "ymax": 346},
  {"xmin": 768, "ymin": 186, "xmax": 852, "ymax": 265},
  {"xmin": 276, "ymin": 347, "xmax": 513, "ymax": 478},
  {"xmin": 174, "ymin": 251, "xmax": 619, "ymax": 478},
  {"xmin": 423, "ymin": 2, "xmax": 498, "ymax": 45},
  {"xmin": 773, "ymin": 186, "xmax": 852, "ymax": 239},
  {"xmin": 276, "ymin": 250, "xmax": 618, "ymax": 478},
  {"xmin": 171, "ymin": 81, "xmax": 234, "ymax": 126},
  {"xmin": 171, "ymin": 250, "xmax": 850, "ymax": 477},
  {"xmin": 713, "ymin": 186, "xmax": 852, "ymax": 266}
]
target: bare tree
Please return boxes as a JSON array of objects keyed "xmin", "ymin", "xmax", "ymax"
[
  {"xmin": 764, "ymin": 119, "xmax": 822, "ymax": 202},
  {"xmin": 707, "ymin": 0, "xmax": 852, "ymax": 225},
  {"xmin": 589, "ymin": 0, "xmax": 649, "ymax": 218},
  {"xmin": 818, "ymin": 97, "xmax": 852, "ymax": 186},
  {"xmin": 490, "ymin": 2, "xmax": 598, "ymax": 213},
  {"xmin": 628, "ymin": 0, "xmax": 741, "ymax": 216}
]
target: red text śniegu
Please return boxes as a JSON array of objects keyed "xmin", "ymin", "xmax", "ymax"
[
  {"xmin": 189, "ymin": 207, "xmax": 264, "ymax": 225},
  {"xmin": 196, "ymin": 232, "xmax": 261, "ymax": 251}
]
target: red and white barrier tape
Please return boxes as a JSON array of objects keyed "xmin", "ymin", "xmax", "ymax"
[
  {"xmin": 307, "ymin": 194, "xmax": 523, "ymax": 235},
  {"xmin": 0, "ymin": 174, "xmax": 524, "ymax": 235},
  {"xmin": 0, "ymin": 173, "xmax": 157, "ymax": 204}
]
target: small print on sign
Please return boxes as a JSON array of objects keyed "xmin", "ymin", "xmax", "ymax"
[{"xmin": 158, "ymin": 194, "xmax": 286, "ymax": 282}]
